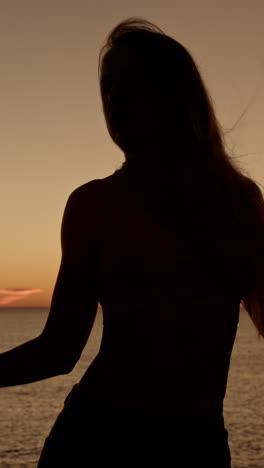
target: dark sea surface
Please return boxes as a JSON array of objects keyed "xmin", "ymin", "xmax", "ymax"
[{"xmin": 0, "ymin": 306, "xmax": 263, "ymax": 467}]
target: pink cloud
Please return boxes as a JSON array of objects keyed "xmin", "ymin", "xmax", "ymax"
[{"xmin": 0, "ymin": 288, "xmax": 43, "ymax": 306}]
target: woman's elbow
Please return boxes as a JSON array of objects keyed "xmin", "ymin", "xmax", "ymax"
[
  {"xmin": 48, "ymin": 357, "xmax": 77, "ymax": 377},
  {"xmin": 61, "ymin": 357, "xmax": 78, "ymax": 374},
  {"xmin": 38, "ymin": 335, "xmax": 80, "ymax": 376},
  {"xmin": 51, "ymin": 350, "xmax": 81, "ymax": 375}
]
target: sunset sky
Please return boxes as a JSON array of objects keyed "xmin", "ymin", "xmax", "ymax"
[{"xmin": 1, "ymin": 1, "xmax": 263, "ymax": 308}]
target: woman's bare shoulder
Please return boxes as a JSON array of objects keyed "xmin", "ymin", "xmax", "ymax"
[
  {"xmin": 70, "ymin": 171, "xmax": 121, "ymax": 202},
  {"xmin": 61, "ymin": 172, "xmax": 121, "ymax": 247}
]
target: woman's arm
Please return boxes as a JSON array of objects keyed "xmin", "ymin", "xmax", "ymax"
[
  {"xmin": 0, "ymin": 334, "xmax": 74, "ymax": 387},
  {"xmin": 0, "ymin": 181, "xmax": 100, "ymax": 387}
]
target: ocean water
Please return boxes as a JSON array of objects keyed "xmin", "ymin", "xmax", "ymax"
[{"xmin": 0, "ymin": 306, "xmax": 264, "ymax": 467}]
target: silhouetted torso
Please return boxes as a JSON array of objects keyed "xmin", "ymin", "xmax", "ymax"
[{"xmin": 77, "ymin": 167, "xmax": 240, "ymax": 417}]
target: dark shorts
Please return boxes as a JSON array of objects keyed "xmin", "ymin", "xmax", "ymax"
[{"xmin": 37, "ymin": 384, "xmax": 231, "ymax": 467}]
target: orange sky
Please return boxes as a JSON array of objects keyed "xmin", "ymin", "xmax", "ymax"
[{"xmin": 0, "ymin": 1, "xmax": 263, "ymax": 308}]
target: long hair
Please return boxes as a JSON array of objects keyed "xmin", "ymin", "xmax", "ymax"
[{"xmin": 98, "ymin": 17, "xmax": 264, "ymax": 338}]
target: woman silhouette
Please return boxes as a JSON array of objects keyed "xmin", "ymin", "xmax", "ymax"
[{"xmin": 1, "ymin": 17, "xmax": 264, "ymax": 468}]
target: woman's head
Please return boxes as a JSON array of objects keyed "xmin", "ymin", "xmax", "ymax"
[
  {"xmin": 98, "ymin": 18, "xmax": 264, "ymax": 340},
  {"xmin": 98, "ymin": 17, "xmax": 222, "ymax": 165}
]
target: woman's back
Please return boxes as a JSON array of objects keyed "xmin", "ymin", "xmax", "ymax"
[{"xmin": 77, "ymin": 167, "xmax": 241, "ymax": 418}]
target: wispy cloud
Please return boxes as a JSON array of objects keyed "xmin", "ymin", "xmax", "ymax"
[{"xmin": 0, "ymin": 288, "xmax": 43, "ymax": 306}]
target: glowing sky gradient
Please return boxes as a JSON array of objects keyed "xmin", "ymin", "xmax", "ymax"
[{"xmin": 1, "ymin": 1, "xmax": 263, "ymax": 307}]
